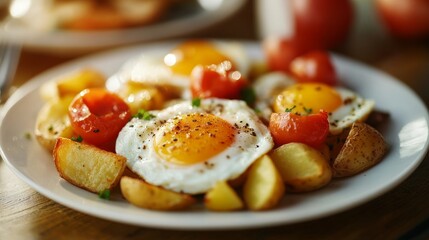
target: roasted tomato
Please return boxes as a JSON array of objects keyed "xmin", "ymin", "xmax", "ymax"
[
  {"xmin": 68, "ymin": 88, "xmax": 131, "ymax": 151},
  {"xmin": 269, "ymin": 111, "xmax": 329, "ymax": 148},
  {"xmin": 190, "ymin": 60, "xmax": 248, "ymax": 99},
  {"xmin": 290, "ymin": 51, "xmax": 337, "ymax": 86}
]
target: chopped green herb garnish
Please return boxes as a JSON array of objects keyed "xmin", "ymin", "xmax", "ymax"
[
  {"xmin": 285, "ymin": 105, "xmax": 296, "ymax": 112},
  {"xmin": 240, "ymin": 87, "xmax": 256, "ymax": 107},
  {"xmin": 304, "ymin": 107, "xmax": 313, "ymax": 114},
  {"xmin": 133, "ymin": 109, "xmax": 155, "ymax": 120},
  {"xmin": 24, "ymin": 132, "xmax": 32, "ymax": 140},
  {"xmin": 192, "ymin": 98, "xmax": 201, "ymax": 107},
  {"xmin": 48, "ymin": 125, "xmax": 54, "ymax": 132},
  {"xmin": 71, "ymin": 135, "xmax": 83, "ymax": 142},
  {"xmin": 98, "ymin": 189, "xmax": 110, "ymax": 200}
]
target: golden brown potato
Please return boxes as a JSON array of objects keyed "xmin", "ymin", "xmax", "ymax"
[
  {"xmin": 270, "ymin": 143, "xmax": 332, "ymax": 192},
  {"xmin": 54, "ymin": 137, "xmax": 126, "ymax": 193},
  {"xmin": 204, "ymin": 181, "xmax": 244, "ymax": 211},
  {"xmin": 243, "ymin": 155, "xmax": 285, "ymax": 211},
  {"xmin": 332, "ymin": 122, "xmax": 389, "ymax": 178},
  {"xmin": 120, "ymin": 176, "xmax": 196, "ymax": 211},
  {"xmin": 115, "ymin": 82, "xmax": 165, "ymax": 115},
  {"xmin": 34, "ymin": 96, "xmax": 75, "ymax": 151},
  {"xmin": 40, "ymin": 68, "xmax": 105, "ymax": 101}
]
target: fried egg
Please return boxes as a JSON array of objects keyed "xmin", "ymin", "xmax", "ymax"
[
  {"xmin": 273, "ymin": 83, "xmax": 375, "ymax": 135},
  {"xmin": 106, "ymin": 41, "xmax": 250, "ymax": 99},
  {"xmin": 252, "ymin": 71, "xmax": 296, "ymax": 121},
  {"xmin": 116, "ymin": 99, "xmax": 273, "ymax": 194}
]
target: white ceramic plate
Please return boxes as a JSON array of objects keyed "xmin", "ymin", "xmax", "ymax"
[
  {"xmin": 1, "ymin": 41, "xmax": 428, "ymax": 230},
  {"xmin": 1, "ymin": 0, "xmax": 246, "ymax": 53}
]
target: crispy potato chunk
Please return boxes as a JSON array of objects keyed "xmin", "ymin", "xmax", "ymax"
[
  {"xmin": 332, "ymin": 122, "xmax": 389, "ymax": 177},
  {"xmin": 204, "ymin": 181, "xmax": 244, "ymax": 211},
  {"xmin": 243, "ymin": 155, "xmax": 285, "ymax": 211},
  {"xmin": 120, "ymin": 176, "xmax": 196, "ymax": 211},
  {"xmin": 35, "ymin": 96, "xmax": 74, "ymax": 151},
  {"xmin": 53, "ymin": 137, "xmax": 126, "ymax": 193},
  {"xmin": 40, "ymin": 68, "xmax": 105, "ymax": 101},
  {"xmin": 270, "ymin": 143, "xmax": 332, "ymax": 192}
]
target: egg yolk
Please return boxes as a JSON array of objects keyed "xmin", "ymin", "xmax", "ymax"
[
  {"xmin": 164, "ymin": 41, "xmax": 232, "ymax": 76},
  {"xmin": 154, "ymin": 113, "xmax": 236, "ymax": 165},
  {"xmin": 273, "ymin": 83, "xmax": 342, "ymax": 114}
]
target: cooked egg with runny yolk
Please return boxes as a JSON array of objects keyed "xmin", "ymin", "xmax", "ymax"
[
  {"xmin": 154, "ymin": 113, "xmax": 236, "ymax": 165},
  {"xmin": 273, "ymin": 83, "xmax": 375, "ymax": 135},
  {"xmin": 106, "ymin": 41, "xmax": 250, "ymax": 99},
  {"xmin": 164, "ymin": 41, "xmax": 232, "ymax": 76},
  {"xmin": 115, "ymin": 99, "xmax": 273, "ymax": 194},
  {"xmin": 273, "ymin": 83, "xmax": 342, "ymax": 114}
]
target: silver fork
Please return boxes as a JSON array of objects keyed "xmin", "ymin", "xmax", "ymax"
[
  {"xmin": 0, "ymin": 43, "xmax": 20, "ymax": 104},
  {"xmin": 0, "ymin": 0, "xmax": 21, "ymax": 104}
]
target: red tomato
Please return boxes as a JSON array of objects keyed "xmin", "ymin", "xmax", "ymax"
[
  {"xmin": 292, "ymin": 0, "xmax": 354, "ymax": 49},
  {"xmin": 269, "ymin": 111, "xmax": 329, "ymax": 148},
  {"xmin": 68, "ymin": 88, "xmax": 131, "ymax": 151},
  {"xmin": 376, "ymin": 0, "xmax": 429, "ymax": 39},
  {"xmin": 262, "ymin": 36, "xmax": 313, "ymax": 74},
  {"xmin": 262, "ymin": 0, "xmax": 353, "ymax": 73},
  {"xmin": 190, "ymin": 61, "xmax": 248, "ymax": 99},
  {"xmin": 289, "ymin": 51, "xmax": 337, "ymax": 86}
]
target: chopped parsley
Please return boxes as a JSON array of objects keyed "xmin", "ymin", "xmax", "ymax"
[
  {"xmin": 285, "ymin": 105, "xmax": 296, "ymax": 112},
  {"xmin": 303, "ymin": 107, "xmax": 313, "ymax": 114},
  {"xmin": 240, "ymin": 87, "xmax": 256, "ymax": 107},
  {"xmin": 191, "ymin": 98, "xmax": 201, "ymax": 107},
  {"xmin": 24, "ymin": 132, "xmax": 32, "ymax": 140},
  {"xmin": 133, "ymin": 109, "xmax": 155, "ymax": 120},
  {"xmin": 71, "ymin": 135, "xmax": 83, "ymax": 142},
  {"xmin": 98, "ymin": 189, "xmax": 110, "ymax": 200}
]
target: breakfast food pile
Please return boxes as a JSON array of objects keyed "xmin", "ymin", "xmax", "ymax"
[{"xmin": 35, "ymin": 40, "xmax": 389, "ymax": 211}]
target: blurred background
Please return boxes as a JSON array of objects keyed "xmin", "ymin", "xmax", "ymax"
[{"xmin": 1, "ymin": 0, "xmax": 428, "ymax": 104}]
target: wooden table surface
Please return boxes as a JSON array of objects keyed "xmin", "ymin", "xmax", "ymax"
[{"xmin": 2, "ymin": 1, "xmax": 429, "ymax": 239}]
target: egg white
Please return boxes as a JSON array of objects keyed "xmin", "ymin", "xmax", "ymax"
[
  {"xmin": 106, "ymin": 42, "xmax": 250, "ymax": 99},
  {"xmin": 329, "ymin": 87, "xmax": 375, "ymax": 135},
  {"xmin": 116, "ymin": 99, "xmax": 273, "ymax": 194}
]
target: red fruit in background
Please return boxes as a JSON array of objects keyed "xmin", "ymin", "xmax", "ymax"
[
  {"xmin": 262, "ymin": 37, "xmax": 313, "ymax": 73},
  {"xmin": 262, "ymin": 0, "xmax": 354, "ymax": 73},
  {"xmin": 375, "ymin": 0, "xmax": 429, "ymax": 39},
  {"xmin": 292, "ymin": 0, "xmax": 354, "ymax": 49},
  {"xmin": 289, "ymin": 51, "xmax": 338, "ymax": 86}
]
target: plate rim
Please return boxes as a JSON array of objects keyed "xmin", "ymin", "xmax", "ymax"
[
  {"xmin": 1, "ymin": 0, "xmax": 247, "ymax": 52},
  {"xmin": 1, "ymin": 40, "xmax": 429, "ymax": 230}
]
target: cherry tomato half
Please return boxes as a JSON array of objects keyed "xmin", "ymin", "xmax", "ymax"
[
  {"xmin": 269, "ymin": 111, "xmax": 329, "ymax": 148},
  {"xmin": 290, "ymin": 51, "xmax": 337, "ymax": 86},
  {"xmin": 68, "ymin": 88, "xmax": 131, "ymax": 151},
  {"xmin": 190, "ymin": 61, "xmax": 248, "ymax": 99}
]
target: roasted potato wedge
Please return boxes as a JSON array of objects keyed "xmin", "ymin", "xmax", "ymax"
[
  {"xmin": 270, "ymin": 143, "xmax": 332, "ymax": 192},
  {"xmin": 332, "ymin": 122, "xmax": 389, "ymax": 177},
  {"xmin": 243, "ymin": 155, "xmax": 285, "ymax": 211},
  {"xmin": 35, "ymin": 96, "xmax": 74, "ymax": 151},
  {"xmin": 204, "ymin": 181, "xmax": 244, "ymax": 211},
  {"xmin": 115, "ymin": 83, "xmax": 165, "ymax": 115},
  {"xmin": 40, "ymin": 68, "xmax": 105, "ymax": 101},
  {"xmin": 54, "ymin": 137, "xmax": 126, "ymax": 193},
  {"xmin": 120, "ymin": 176, "xmax": 196, "ymax": 211}
]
